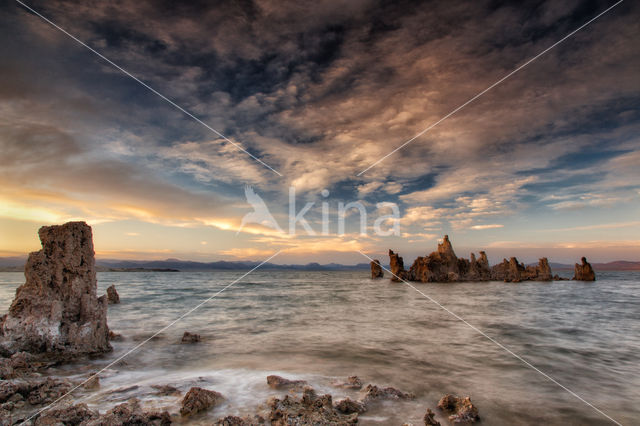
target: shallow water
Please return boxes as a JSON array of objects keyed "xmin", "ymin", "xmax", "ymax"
[{"xmin": 0, "ymin": 270, "xmax": 638, "ymax": 425}]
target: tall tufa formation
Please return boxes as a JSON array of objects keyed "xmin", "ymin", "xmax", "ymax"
[
  {"xmin": 0, "ymin": 222, "xmax": 111, "ymax": 357},
  {"xmin": 573, "ymin": 257, "xmax": 596, "ymax": 281},
  {"xmin": 388, "ymin": 236, "xmax": 553, "ymax": 283},
  {"xmin": 370, "ymin": 260, "xmax": 384, "ymax": 279},
  {"xmin": 388, "ymin": 250, "xmax": 407, "ymax": 281}
]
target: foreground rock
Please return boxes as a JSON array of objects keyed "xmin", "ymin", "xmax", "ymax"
[
  {"xmin": 573, "ymin": 257, "xmax": 596, "ymax": 281},
  {"xmin": 106, "ymin": 285, "xmax": 120, "ymax": 304},
  {"xmin": 266, "ymin": 375, "xmax": 307, "ymax": 390},
  {"xmin": 437, "ymin": 394, "xmax": 479, "ymax": 423},
  {"xmin": 389, "ymin": 235, "xmax": 554, "ymax": 283},
  {"xmin": 180, "ymin": 387, "xmax": 224, "ymax": 416},
  {"xmin": 33, "ymin": 398, "xmax": 171, "ymax": 425},
  {"xmin": 370, "ymin": 260, "xmax": 384, "ymax": 279},
  {"xmin": 0, "ymin": 222, "xmax": 111, "ymax": 357},
  {"xmin": 268, "ymin": 386, "xmax": 357, "ymax": 425}
]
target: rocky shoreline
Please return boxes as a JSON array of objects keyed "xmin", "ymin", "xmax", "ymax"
[
  {"xmin": 372, "ymin": 235, "xmax": 596, "ymax": 283},
  {"xmin": 0, "ymin": 222, "xmax": 481, "ymax": 425}
]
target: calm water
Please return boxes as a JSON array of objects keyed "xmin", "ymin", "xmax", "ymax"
[{"xmin": 0, "ymin": 270, "xmax": 638, "ymax": 425}]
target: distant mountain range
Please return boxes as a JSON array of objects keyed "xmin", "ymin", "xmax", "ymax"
[
  {"xmin": 0, "ymin": 257, "xmax": 371, "ymax": 272},
  {"xmin": 1, "ymin": 257, "xmax": 638, "ymax": 272}
]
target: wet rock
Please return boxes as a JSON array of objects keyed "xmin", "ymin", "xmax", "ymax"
[
  {"xmin": 108, "ymin": 330, "xmax": 124, "ymax": 341},
  {"xmin": 180, "ymin": 387, "xmax": 224, "ymax": 416},
  {"xmin": 359, "ymin": 384, "xmax": 415, "ymax": 404},
  {"xmin": 389, "ymin": 250, "xmax": 408, "ymax": 281},
  {"xmin": 83, "ymin": 374, "xmax": 100, "ymax": 390},
  {"xmin": 370, "ymin": 260, "xmax": 384, "ymax": 279},
  {"xmin": 85, "ymin": 398, "xmax": 171, "ymax": 425},
  {"xmin": 0, "ymin": 222, "xmax": 111, "ymax": 357},
  {"xmin": 106, "ymin": 285, "xmax": 120, "ymax": 304},
  {"xmin": 34, "ymin": 403, "xmax": 98, "ymax": 425},
  {"xmin": 424, "ymin": 408, "xmax": 441, "ymax": 425},
  {"xmin": 331, "ymin": 375, "xmax": 363, "ymax": 390},
  {"xmin": 268, "ymin": 387, "xmax": 357, "ymax": 425},
  {"xmin": 181, "ymin": 332, "xmax": 201, "ymax": 344},
  {"xmin": 334, "ymin": 397, "xmax": 366, "ymax": 414},
  {"xmin": 437, "ymin": 394, "xmax": 479, "ymax": 423},
  {"xmin": 152, "ymin": 384, "xmax": 181, "ymax": 396},
  {"xmin": 573, "ymin": 257, "xmax": 596, "ymax": 281},
  {"xmin": 0, "ymin": 377, "xmax": 72, "ymax": 406},
  {"xmin": 266, "ymin": 375, "xmax": 307, "ymax": 390},
  {"xmin": 0, "ymin": 352, "xmax": 37, "ymax": 379},
  {"xmin": 215, "ymin": 414, "xmax": 265, "ymax": 425}
]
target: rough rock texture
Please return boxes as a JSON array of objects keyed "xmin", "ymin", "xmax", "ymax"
[
  {"xmin": 437, "ymin": 394, "xmax": 479, "ymax": 423},
  {"xmin": 389, "ymin": 235, "xmax": 554, "ymax": 283},
  {"xmin": 573, "ymin": 257, "xmax": 596, "ymax": 281},
  {"xmin": 106, "ymin": 285, "xmax": 120, "ymax": 304},
  {"xmin": 331, "ymin": 376, "xmax": 363, "ymax": 390},
  {"xmin": 266, "ymin": 375, "xmax": 307, "ymax": 390},
  {"xmin": 32, "ymin": 399, "xmax": 171, "ymax": 425},
  {"xmin": 359, "ymin": 384, "xmax": 415, "ymax": 404},
  {"xmin": 0, "ymin": 377, "xmax": 72, "ymax": 407},
  {"xmin": 181, "ymin": 332, "xmax": 201, "ymax": 343},
  {"xmin": 490, "ymin": 256, "xmax": 552, "ymax": 282},
  {"xmin": 268, "ymin": 387, "xmax": 358, "ymax": 425},
  {"xmin": 87, "ymin": 398, "xmax": 171, "ymax": 425},
  {"xmin": 424, "ymin": 408, "xmax": 441, "ymax": 425},
  {"xmin": 0, "ymin": 352, "xmax": 39, "ymax": 379},
  {"xmin": 334, "ymin": 397, "xmax": 366, "ymax": 414},
  {"xmin": 370, "ymin": 260, "xmax": 384, "ymax": 279},
  {"xmin": 0, "ymin": 222, "xmax": 111, "ymax": 357},
  {"xmin": 215, "ymin": 415, "xmax": 265, "ymax": 425},
  {"xmin": 180, "ymin": 387, "xmax": 224, "ymax": 416},
  {"xmin": 34, "ymin": 403, "xmax": 98, "ymax": 425},
  {"xmin": 389, "ymin": 250, "xmax": 408, "ymax": 281}
]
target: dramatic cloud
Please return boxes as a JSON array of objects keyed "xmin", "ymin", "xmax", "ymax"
[{"xmin": 1, "ymin": 0, "xmax": 639, "ymax": 262}]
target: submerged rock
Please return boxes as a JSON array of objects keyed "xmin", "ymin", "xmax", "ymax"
[
  {"xmin": 388, "ymin": 235, "xmax": 554, "ymax": 283},
  {"xmin": 424, "ymin": 408, "xmax": 441, "ymax": 425},
  {"xmin": 370, "ymin": 260, "xmax": 384, "ymax": 279},
  {"xmin": 359, "ymin": 384, "xmax": 415, "ymax": 404},
  {"xmin": 268, "ymin": 386, "xmax": 357, "ymax": 425},
  {"xmin": 180, "ymin": 387, "xmax": 224, "ymax": 416},
  {"xmin": 573, "ymin": 257, "xmax": 596, "ymax": 281},
  {"xmin": 331, "ymin": 375, "xmax": 363, "ymax": 390},
  {"xmin": 181, "ymin": 332, "xmax": 201, "ymax": 344},
  {"xmin": 266, "ymin": 375, "xmax": 307, "ymax": 390},
  {"xmin": 0, "ymin": 222, "xmax": 111, "ymax": 357},
  {"xmin": 437, "ymin": 394, "xmax": 479, "ymax": 423},
  {"xmin": 106, "ymin": 285, "xmax": 120, "ymax": 304}
]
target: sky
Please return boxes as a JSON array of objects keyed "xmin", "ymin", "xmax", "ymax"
[{"xmin": 1, "ymin": 0, "xmax": 639, "ymax": 264}]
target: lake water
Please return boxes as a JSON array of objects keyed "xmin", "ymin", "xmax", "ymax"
[{"xmin": 1, "ymin": 270, "xmax": 638, "ymax": 425}]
